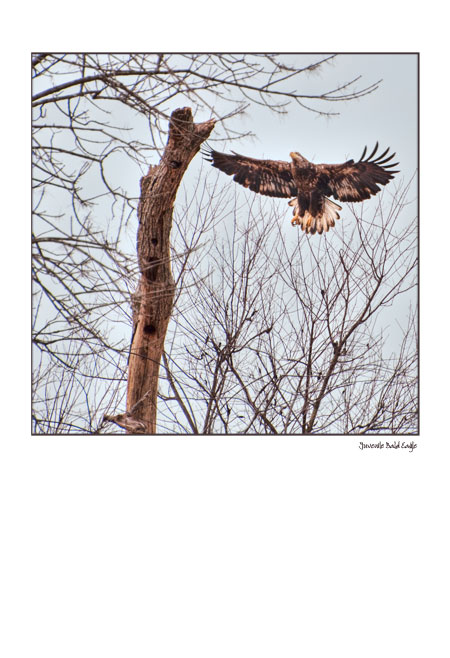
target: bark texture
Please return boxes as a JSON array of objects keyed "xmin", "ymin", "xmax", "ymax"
[{"xmin": 126, "ymin": 107, "xmax": 215, "ymax": 433}]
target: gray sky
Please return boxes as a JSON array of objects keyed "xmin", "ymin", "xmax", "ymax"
[
  {"xmin": 181, "ymin": 54, "xmax": 418, "ymax": 260},
  {"xmin": 103, "ymin": 54, "xmax": 418, "ymax": 201},
  {"xmin": 32, "ymin": 53, "xmax": 418, "ymax": 371},
  {"xmin": 180, "ymin": 54, "xmax": 418, "ymax": 357},
  {"xmin": 187, "ymin": 53, "xmax": 417, "ymax": 180}
]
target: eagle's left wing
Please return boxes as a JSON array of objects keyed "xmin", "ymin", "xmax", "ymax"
[
  {"xmin": 202, "ymin": 147, "xmax": 298, "ymax": 198},
  {"xmin": 317, "ymin": 143, "xmax": 399, "ymax": 202}
]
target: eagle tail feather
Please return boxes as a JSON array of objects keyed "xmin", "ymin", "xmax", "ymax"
[{"xmin": 290, "ymin": 197, "xmax": 342, "ymax": 234}]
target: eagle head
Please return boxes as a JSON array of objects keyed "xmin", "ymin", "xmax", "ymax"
[{"xmin": 290, "ymin": 151, "xmax": 308, "ymax": 165}]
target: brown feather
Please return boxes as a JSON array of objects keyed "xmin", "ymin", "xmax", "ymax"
[
  {"xmin": 316, "ymin": 143, "xmax": 399, "ymax": 202},
  {"xmin": 202, "ymin": 147, "xmax": 298, "ymax": 198}
]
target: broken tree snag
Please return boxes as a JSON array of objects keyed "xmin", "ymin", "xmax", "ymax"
[{"xmin": 126, "ymin": 107, "xmax": 215, "ymax": 434}]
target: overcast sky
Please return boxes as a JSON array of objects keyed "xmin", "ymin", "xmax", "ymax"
[
  {"xmin": 100, "ymin": 54, "xmax": 418, "ymax": 209},
  {"xmin": 33, "ymin": 54, "xmax": 417, "ymax": 362},
  {"xmin": 188, "ymin": 53, "xmax": 417, "ymax": 183},
  {"xmin": 179, "ymin": 54, "xmax": 418, "ymax": 357}
]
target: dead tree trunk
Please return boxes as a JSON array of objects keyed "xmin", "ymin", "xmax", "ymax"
[{"xmin": 125, "ymin": 107, "xmax": 215, "ymax": 433}]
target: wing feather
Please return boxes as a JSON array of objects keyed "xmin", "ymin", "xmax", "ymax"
[
  {"xmin": 202, "ymin": 147, "xmax": 297, "ymax": 198},
  {"xmin": 317, "ymin": 143, "xmax": 399, "ymax": 202}
]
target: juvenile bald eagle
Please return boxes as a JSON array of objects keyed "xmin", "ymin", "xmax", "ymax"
[{"xmin": 202, "ymin": 143, "xmax": 398, "ymax": 234}]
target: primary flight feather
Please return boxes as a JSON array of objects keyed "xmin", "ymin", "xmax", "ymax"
[{"xmin": 202, "ymin": 143, "xmax": 398, "ymax": 234}]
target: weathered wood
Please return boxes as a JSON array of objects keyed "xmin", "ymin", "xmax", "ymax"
[{"xmin": 126, "ymin": 107, "xmax": 215, "ymax": 433}]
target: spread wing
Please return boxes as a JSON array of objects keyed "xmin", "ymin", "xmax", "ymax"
[
  {"xmin": 202, "ymin": 147, "xmax": 298, "ymax": 198},
  {"xmin": 317, "ymin": 143, "xmax": 399, "ymax": 202}
]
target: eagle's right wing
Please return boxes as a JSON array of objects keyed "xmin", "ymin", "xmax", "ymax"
[{"xmin": 202, "ymin": 147, "xmax": 298, "ymax": 198}]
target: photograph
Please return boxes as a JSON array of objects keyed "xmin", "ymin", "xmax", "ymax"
[{"xmin": 32, "ymin": 53, "xmax": 418, "ymax": 435}]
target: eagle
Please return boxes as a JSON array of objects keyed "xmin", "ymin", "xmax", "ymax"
[{"xmin": 202, "ymin": 143, "xmax": 398, "ymax": 234}]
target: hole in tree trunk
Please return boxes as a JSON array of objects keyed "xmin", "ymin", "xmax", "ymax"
[
  {"xmin": 143, "ymin": 324, "xmax": 156, "ymax": 335},
  {"xmin": 145, "ymin": 256, "xmax": 158, "ymax": 281}
]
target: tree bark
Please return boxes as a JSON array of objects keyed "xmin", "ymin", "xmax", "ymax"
[{"xmin": 126, "ymin": 107, "xmax": 215, "ymax": 433}]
